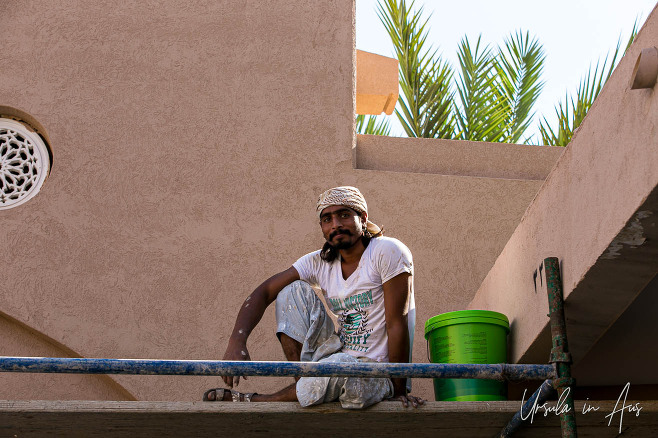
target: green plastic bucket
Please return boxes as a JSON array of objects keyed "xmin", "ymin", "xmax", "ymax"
[{"xmin": 424, "ymin": 310, "xmax": 510, "ymax": 401}]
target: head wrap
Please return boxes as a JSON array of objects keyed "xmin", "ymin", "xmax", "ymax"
[{"xmin": 316, "ymin": 186, "xmax": 382, "ymax": 236}]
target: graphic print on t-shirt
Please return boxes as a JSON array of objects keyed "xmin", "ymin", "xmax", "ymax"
[{"xmin": 329, "ymin": 289, "xmax": 374, "ymax": 353}]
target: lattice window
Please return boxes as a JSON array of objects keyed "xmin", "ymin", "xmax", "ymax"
[{"xmin": 0, "ymin": 118, "xmax": 50, "ymax": 210}]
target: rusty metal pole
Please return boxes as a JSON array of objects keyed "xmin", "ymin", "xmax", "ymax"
[{"xmin": 544, "ymin": 257, "xmax": 578, "ymax": 438}]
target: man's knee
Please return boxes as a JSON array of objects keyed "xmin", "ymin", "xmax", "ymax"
[
  {"xmin": 339, "ymin": 377, "xmax": 394, "ymax": 409},
  {"xmin": 275, "ymin": 280, "xmax": 318, "ymax": 344},
  {"xmin": 296, "ymin": 376, "xmax": 333, "ymax": 407},
  {"xmin": 275, "ymin": 280, "xmax": 320, "ymax": 321},
  {"xmin": 276, "ymin": 280, "xmax": 316, "ymax": 306}
]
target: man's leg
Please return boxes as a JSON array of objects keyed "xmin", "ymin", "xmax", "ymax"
[
  {"xmin": 274, "ymin": 280, "xmax": 340, "ymax": 363},
  {"xmin": 251, "ymin": 384, "xmax": 298, "ymax": 401},
  {"xmin": 279, "ymin": 333, "xmax": 302, "ymax": 362},
  {"xmin": 254, "ymin": 282, "xmax": 337, "ymax": 402},
  {"xmin": 204, "ymin": 331, "xmax": 300, "ymax": 401},
  {"xmin": 206, "ymin": 281, "xmax": 339, "ymax": 402},
  {"xmin": 233, "ymin": 333, "xmax": 301, "ymax": 402},
  {"xmin": 296, "ymin": 353, "xmax": 394, "ymax": 408},
  {"xmin": 254, "ymin": 281, "xmax": 339, "ymax": 402},
  {"xmin": 246, "ymin": 283, "xmax": 392, "ymax": 407}
]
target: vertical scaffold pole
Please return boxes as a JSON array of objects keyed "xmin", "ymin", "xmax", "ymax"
[{"xmin": 544, "ymin": 257, "xmax": 578, "ymax": 438}]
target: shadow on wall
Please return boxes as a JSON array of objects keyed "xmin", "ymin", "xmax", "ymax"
[{"xmin": 0, "ymin": 311, "xmax": 134, "ymax": 401}]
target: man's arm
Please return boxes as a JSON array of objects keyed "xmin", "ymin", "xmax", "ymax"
[
  {"xmin": 382, "ymin": 272, "xmax": 423, "ymax": 407},
  {"xmin": 222, "ymin": 266, "xmax": 300, "ymax": 387}
]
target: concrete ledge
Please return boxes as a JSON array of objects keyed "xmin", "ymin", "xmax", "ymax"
[
  {"xmin": 1, "ymin": 400, "xmax": 657, "ymax": 437},
  {"xmin": 356, "ymin": 135, "xmax": 564, "ymax": 180}
]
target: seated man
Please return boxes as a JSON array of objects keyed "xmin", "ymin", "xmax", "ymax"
[{"xmin": 203, "ymin": 186, "xmax": 423, "ymax": 408}]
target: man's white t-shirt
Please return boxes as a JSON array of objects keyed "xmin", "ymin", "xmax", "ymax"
[{"xmin": 292, "ymin": 236, "xmax": 415, "ymax": 363}]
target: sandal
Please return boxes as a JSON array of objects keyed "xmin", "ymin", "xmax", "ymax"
[{"xmin": 202, "ymin": 388, "xmax": 257, "ymax": 402}]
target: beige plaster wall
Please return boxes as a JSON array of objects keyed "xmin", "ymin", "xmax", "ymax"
[
  {"xmin": 469, "ymin": 4, "xmax": 658, "ymax": 375},
  {"xmin": 0, "ymin": 1, "xmax": 561, "ymax": 401}
]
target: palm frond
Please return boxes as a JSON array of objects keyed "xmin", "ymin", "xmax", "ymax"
[
  {"xmin": 539, "ymin": 23, "xmax": 637, "ymax": 146},
  {"xmin": 495, "ymin": 31, "xmax": 545, "ymax": 143},
  {"xmin": 454, "ymin": 35, "xmax": 510, "ymax": 142},
  {"xmin": 377, "ymin": 0, "xmax": 454, "ymax": 138},
  {"xmin": 356, "ymin": 114, "xmax": 392, "ymax": 136}
]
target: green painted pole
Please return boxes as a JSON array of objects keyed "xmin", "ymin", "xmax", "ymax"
[{"xmin": 544, "ymin": 257, "xmax": 578, "ymax": 438}]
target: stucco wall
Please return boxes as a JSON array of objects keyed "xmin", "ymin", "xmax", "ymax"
[
  {"xmin": 0, "ymin": 1, "xmax": 562, "ymax": 401},
  {"xmin": 0, "ymin": 312, "xmax": 132, "ymax": 400}
]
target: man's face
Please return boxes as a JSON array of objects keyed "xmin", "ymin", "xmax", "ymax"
[{"xmin": 319, "ymin": 205, "xmax": 366, "ymax": 250}]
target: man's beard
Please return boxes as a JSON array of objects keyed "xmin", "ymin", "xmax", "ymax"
[
  {"xmin": 329, "ymin": 230, "xmax": 359, "ymax": 250},
  {"xmin": 332, "ymin": 240, "xmax": 356, "ymax": 250}
]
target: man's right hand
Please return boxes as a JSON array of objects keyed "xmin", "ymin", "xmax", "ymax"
[
  {"xmin": 222, "ymin": 342, "xmax": 251, "ymax": 387},
  {"xmin": 218, "ymin": 267, "xmax": 301, "ymax": 388}
]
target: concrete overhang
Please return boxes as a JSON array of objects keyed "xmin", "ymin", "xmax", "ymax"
[
  {"xmin": 356, "ymin": 50, "xmax": 398, "ymax": 115},
  {"xmin": 468, "ymin": 8, "xmax": 658, "ymax": 388},
  {"xmin": 1, "ymin": 400, "xmax": 656, "ymax": 437}
]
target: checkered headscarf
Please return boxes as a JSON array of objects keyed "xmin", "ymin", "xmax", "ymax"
[{"xmin": 316, "ymin": 186, "xmax": 382, "ymax": 236}]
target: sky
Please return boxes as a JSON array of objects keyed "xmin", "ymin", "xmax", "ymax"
[{"xmin": 356, "ymin": 0, "xmax": 657, "ymax": 140}]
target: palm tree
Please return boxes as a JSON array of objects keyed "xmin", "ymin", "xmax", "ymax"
[
  {"xmin": 495, "ymin": 31, "xmax": 545, "ymax": 143},
  {"xmin": 359, "ymin": 0, "xmax": 635, "ymax": 147},
  {"xmin": 360, "ymin": 0, "xmax": 545, "ymax": 144},
  {"xmin": 375, "ymin": 0, "xmax": 454, "ymax": 138},
  {"xmin": 356, "ymin": 114, "xmax": 392, "ymax": 136},
  {"xmin": 452, "ymin": 32, "xmax": 544, "ymax": 143},
  {"xmin": 539, "ymin": 26, "xmax": 637, "ymax": 146}
]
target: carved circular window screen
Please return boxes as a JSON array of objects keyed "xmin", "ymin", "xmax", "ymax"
[{"xmin": 0, "ymin": 118, "xmax": 51, "ymax": 210}]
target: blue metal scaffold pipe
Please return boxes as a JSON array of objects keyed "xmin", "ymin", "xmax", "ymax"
[{"xmin": 0, "ymin": 356, "xmax": 555, "ymax": 381}]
